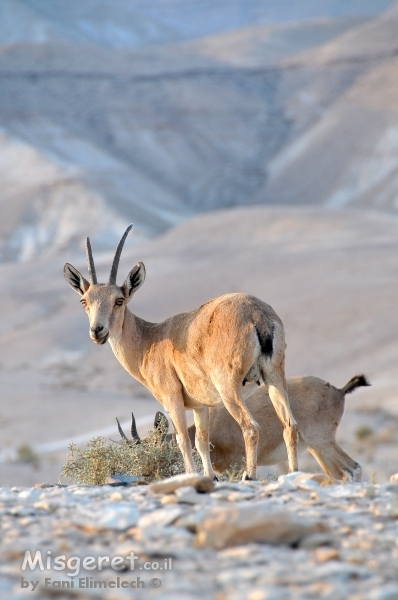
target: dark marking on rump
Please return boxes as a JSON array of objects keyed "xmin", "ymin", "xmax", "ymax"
[{"xmin": 255, "ymin": 325, "xmax": 274, "ymax": 359}]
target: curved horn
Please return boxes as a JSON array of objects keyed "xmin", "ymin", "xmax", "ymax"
[
  {"xmin": 130, "ymin": 412, "xmax": 141, "ymax": 444},
  {"xmin": 109, "ymin": 224, "xmax": 133, "ymax": 284},
  {"xmin": 116, "ymin": 417, "xmax": 129, "ymax": 443},
  {"xmin": 85, "ymin": 237, "xmax": 97, "ymax": 284},
  {"xmin": 154, "ymin": 411, "xmax": 169, "ymax": 444}
]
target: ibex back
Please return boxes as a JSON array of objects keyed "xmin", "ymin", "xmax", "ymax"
[{"xmin": 64, "ymin": 225, "xmax": 298, "ymax": 479}]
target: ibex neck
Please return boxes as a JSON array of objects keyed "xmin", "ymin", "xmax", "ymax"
[{"xmin": 108, "ymin": 309, "xmax": 148, "ymax": 383}]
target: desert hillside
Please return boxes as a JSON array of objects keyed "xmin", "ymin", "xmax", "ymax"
[{"xmin": 0, "ymin": 1, "xmax": 397, "ymax": 259}]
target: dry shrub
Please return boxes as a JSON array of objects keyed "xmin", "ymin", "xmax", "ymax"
[
  {"xmin": 16, "ymin": 444, "xmax": 40, "ymax": 469},
  {"xmin": 355, "ymin": 425, "xmax": 373, "ymax": 441},
  {"xmin": 219, "ymin": 464, "xmax": 245, "ymax": 482},
  {"xmin": 61, "ymin": 422, "xmax": 202, "ymax": 485},
  {"xmin": 218, "ymin": 463, "xmax": 278, "ymax": 483}
]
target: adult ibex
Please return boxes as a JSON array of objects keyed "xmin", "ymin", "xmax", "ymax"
[
  {"xmin": 64, "ymin": 225, "xmax": 297, "ymax": 480},
  {"xmin": 122, "ymin": 374, "xmax": 368, "ymax": 482}
]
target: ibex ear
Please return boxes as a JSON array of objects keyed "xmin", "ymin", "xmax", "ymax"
[
  {"xmin": 63, "ymin": 263, "xmax": 90, "ymax": 296},
  {"xmin": 122, "ymin": 262, "xmax": 146, "ymax": 302}
]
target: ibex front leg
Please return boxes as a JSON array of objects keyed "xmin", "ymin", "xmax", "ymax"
[
  {"xmin": 307, "ymin": 441, "xmax": 362, "ymax": 482},
  {"xmin": 193, "ymin": 407, "xmax": 216, "ymax": 479},
  {"xmin": 163, "ymin": 397, "xmax": 197, "ymax": 474}
]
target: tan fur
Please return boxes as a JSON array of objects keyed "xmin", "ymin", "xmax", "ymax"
[
  {"xmin": 183, "ymin": 375, "xmax": 363, "ymax": 481},
  {"xmin": 64, "ymin": 229, "xmax": 298, "ymax": 480}
]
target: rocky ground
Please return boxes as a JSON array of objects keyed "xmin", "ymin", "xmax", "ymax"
[{"xmin": 1, "ymin": 472, "xmax": 398, "ymax": 600}]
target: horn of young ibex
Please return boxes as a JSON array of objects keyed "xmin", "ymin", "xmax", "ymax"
[
  {"xmin": 109, "ymin": 224, "xmax": 133, "ymax": 284},
  {"xmin": 116, "ymin": 417, "xmax": 129, "ymax": 443},
  {"xmin": 154, "ymin": 411, "xmax": 169, "ymax": 443},
  {"xmin": 130, "ymin": 412, "xmax": 141, "ymax": 443},
  {"xmin": 85, "ymin": 237, "xmax": 97, "ymax": 284},
  {"xmin": 116, "ymin": 414, "xmax": 141, "ymax": 445}
]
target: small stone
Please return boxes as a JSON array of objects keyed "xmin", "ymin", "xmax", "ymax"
[
  {"xmin": 210, "ymin": 490, "xmax": 254, "ymax": 502},
  {"xmin": 340, "ymin": 526, "xmax": 352, "ymax": 536},
  {"xmin": 34, "ymin": 483, "xmax": 58, "ymax": 489},
  {"xmin": 175, "ymin": 485, "xmax": 210, "ymax": 504},
  {"xmin": 148, "ymin": 473, "xmax": 215, "ymax": 494},
  {"xmin": 278, "ymin": 471, "xmax": 310, "ymax": 484},
  {"xmin": 33, "ymin": 501, "xmax": 59, "ymax": 512},
  {"xmin": 18, "ymin": 489, "xmax": 41, "ymax": 501},
  {"xmin": 389, "ymin": 473, "xmax": 398, "ymax": 483},
  {"xmin": 287, "ymin": 472, "xmax": 334, "ymax": 490},
  {"xmin": 314, "ymin": 548, "xmax": 340, "ymax": 562},
  {"xmin": 160, "ymin": 494, "xmax": 177, "ymax": 505},
  {"xmin": 328, "ymin": 486, "xmax": 361, "ymax": 499},
  {"xmin": 109, "ymin": 492, "xmax": 124, "ymax": 501}
]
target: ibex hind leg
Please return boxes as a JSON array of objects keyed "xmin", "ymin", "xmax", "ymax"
[
  {"xmin": 216, "ymin": 385, "xmax": 260, "ymax": 480},
  {"xmin": 261, "ymin": 359, "xmax": 298, "ymax": 473}
]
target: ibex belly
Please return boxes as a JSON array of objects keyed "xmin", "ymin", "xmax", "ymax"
[{"xmin": 181, "ymin": 380, "xmax": 224, "ymax": 409}]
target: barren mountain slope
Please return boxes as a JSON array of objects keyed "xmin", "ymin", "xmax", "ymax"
[
  {"xmin": 0, "ymin": 207, "xmax": 397, "ymax": 484},
  {"xmin": 0, "ymin": 4, "xmax": 397, "ymax": 259},
  {"xmin": 0, "ymin": 18, "xmax": 355, "ymax": 254},
  {"xmin": 262, "ymin": 56, "xmax": 398, "ymax": 210},
  {"xmin": 258, "ymin": 5, "xmax": 398, "ymax": 209}
]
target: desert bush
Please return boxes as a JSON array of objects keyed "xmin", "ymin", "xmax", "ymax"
[
  {"xmin": 16, "ymin": 444, "xmax": 40, "ymax": 468},
  {"xmin": 219, "ymin": 464, "xmax": 245, "ymax": 482},
  {"xmin": 355, "ymin": 425, "xmax": 373, "ymax": 440},
  {"xmin": 61, "ymin": 421, "xmax": 202, "ymax": 485}
]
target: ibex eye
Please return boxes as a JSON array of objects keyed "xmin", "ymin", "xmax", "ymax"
[
  {"xmin": 80, "ymin": 299, "xmax": 87, "ymax": 307},
  {"xmin": 115, "ymin": 298, "xmax": 124, "ymax": 306}
]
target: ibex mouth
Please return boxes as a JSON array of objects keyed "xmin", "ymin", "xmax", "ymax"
[{"xmin": 91, "ymin": 332, "xmax": 109, "ymax": 345}]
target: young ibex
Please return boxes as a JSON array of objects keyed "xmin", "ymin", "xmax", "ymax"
[
  {"xmin": 64, "ymin": 225, "xmax": 298, "ymax": 480},
  {"xmin": 122, "ymin": 374, "xmax": 368, "ymax": 481}
]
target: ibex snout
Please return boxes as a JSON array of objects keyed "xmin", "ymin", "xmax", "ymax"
[{"xmin": 90, "ymin": 325, "xmax": 109, "ymax": 345}]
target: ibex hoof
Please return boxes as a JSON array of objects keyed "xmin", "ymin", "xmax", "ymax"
[{"xmin": 242, "ymin": 472, "xmax": 255, "ymax": 481}]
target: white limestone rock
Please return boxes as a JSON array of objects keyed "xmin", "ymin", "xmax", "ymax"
[
  {"xmin": 148, "ymin": 473, "xmax": 215, "ymax": 495},
  {"xmin": 195, "ymin": 501, "xmax": 328, "ymax": 549}
]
